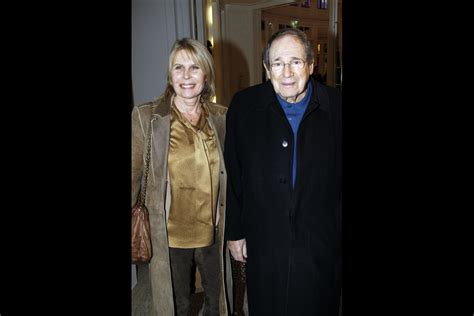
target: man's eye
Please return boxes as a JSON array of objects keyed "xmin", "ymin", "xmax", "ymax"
[{"xmin": 293, "ymin": 60, "xmax": 303, "ymax": 66}]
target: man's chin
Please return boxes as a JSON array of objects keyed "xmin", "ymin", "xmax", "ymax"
[
  {"xmin": 278, "ymin": 92, "xmax": 297, "ymax": 99},
  {"xmin": 279, "ymin": 93, "xmax": 299, "ymax": 103}
]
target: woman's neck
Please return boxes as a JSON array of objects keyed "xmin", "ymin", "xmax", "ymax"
[{"xmin": 174, "ymin": 96, "xmax": 201, "ymax": 115}]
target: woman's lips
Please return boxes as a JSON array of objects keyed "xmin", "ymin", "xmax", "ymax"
[{"xmin": 180, "ymin": 83, "xmax": 196, "ymax": 88}]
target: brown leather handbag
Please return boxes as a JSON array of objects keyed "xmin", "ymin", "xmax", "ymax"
[
  {"xmin": 131, "ymin": 201, "xmax": 152, "ymax": 263},
  {"xmin": 131, "ymin": 115, "xmax": 154, "ymax": 264}
]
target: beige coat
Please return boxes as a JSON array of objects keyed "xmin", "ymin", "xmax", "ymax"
[{"xmin": 132, "ymin": 96, "xmax": 233, "ymax": 315}]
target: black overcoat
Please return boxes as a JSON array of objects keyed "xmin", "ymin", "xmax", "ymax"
[{"xmin": 224, "ymin": 79, "xmax": 342, "ymax": 316}]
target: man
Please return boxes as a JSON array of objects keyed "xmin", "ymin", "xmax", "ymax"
[{"xmin": 224, "ymin": 28, "xmax": 342, "ymax": 315}]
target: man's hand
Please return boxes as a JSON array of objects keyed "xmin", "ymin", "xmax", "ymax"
[{"xmin": 227, "ymin": 239, "xmax": 247, "ymax": 262}]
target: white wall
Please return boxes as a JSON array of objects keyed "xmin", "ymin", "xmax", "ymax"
[{"xmin": 132, "ymin": 0, "xmax": 196, "ymax": 106}]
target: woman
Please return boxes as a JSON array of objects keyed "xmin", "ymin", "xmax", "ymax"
[{"xmin": 132, "ymin": 38, "xmax": 231, "ymax": 316}]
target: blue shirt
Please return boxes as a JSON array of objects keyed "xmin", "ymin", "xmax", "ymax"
[{"xmin": 276, "ymin": 81, "xmax": 313, "ymax": 188}]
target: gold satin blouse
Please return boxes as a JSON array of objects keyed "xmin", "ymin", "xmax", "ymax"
[{"xmin": 167, "ymin": 102, "xmax": 220, "ymax": 248}]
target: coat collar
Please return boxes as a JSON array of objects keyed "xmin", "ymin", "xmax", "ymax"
[
  {"xmin": 150, "ymin": 94, "xmax": 225, "ymax": 118},
  {"xmin": 150, "ymin": 94, "xmax": 171, "ymax": 118}
]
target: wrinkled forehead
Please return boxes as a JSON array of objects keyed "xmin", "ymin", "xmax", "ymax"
[{"xmin": 269, "ymin": 35, "xmax": 305, "ymax": 59}]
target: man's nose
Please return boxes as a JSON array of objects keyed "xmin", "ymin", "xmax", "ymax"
[{"xmin": 283, "ymin": 63, "xmax": 292, "ymax": 76}]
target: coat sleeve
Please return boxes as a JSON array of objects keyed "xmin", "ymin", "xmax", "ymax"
[
  {"xmin": 224, "ymin": 93, "xmax": 245, "ymax": 241},
  {"xmin": 131, "ymin": 105, "xmax": 146, "ymax": 207}
]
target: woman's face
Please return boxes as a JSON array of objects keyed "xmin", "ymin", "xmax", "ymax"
[{"xmin": 171, "ymin": 50, "xmax": 206, "ymax": 101}]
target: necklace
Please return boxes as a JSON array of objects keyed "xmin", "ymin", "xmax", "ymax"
[
  {"xmin": 174, "ymin": 98, "xmax": 202, "ymax": 125},
  {"xmin": 182, "ymin": 108, "xmax": 201, "ymax": 125}
]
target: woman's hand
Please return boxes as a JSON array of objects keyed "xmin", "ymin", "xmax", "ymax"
[{"xmin": 227, "ymin": 239, "xmax": 247, "ymax": 262}]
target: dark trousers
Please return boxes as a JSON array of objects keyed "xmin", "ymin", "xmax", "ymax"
[{"xmin": 169, "ymin": 242, "xmax": 221, "ymax": 316}]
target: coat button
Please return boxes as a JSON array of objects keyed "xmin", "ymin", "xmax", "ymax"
[{"xmin": 282, "ymin": 140, "xmax": 288, "ymax": 148}]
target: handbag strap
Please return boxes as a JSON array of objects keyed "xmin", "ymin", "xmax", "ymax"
[{"xmin": 139, "ymin": 104, "xmax": 156, "ymax": 206}]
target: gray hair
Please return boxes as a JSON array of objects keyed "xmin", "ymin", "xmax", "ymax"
[{"xmin": 263, "ymin": 28, "xmax": 314, "ymax": 69}]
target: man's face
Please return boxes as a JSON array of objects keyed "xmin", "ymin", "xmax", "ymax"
[{"xmin": 265, "ymin": 35, "xmax": 314, "ymax": 103}]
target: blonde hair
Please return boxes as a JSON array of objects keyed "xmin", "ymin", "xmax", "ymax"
[{"xmin": 160, "ymin": 38, "xmax": 216, "ymax": 102}]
